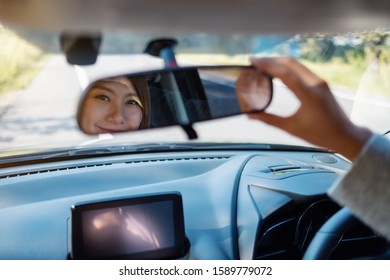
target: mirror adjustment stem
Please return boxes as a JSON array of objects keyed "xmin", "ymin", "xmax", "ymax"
[
  {"xmin": 144, "ymin": 38, "xmax": 197, "ymax": 139},
  {"xmin": 144, "ymin": 38, "xmax": 178, "ymax": 67},
  {"xmin": 181, "ymin": 124, "xmax": 198, "ymax": 140}
]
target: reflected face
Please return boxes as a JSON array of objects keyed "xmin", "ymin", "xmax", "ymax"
[{"xmin": 80, "ymin": 79, "xmax": 143, "ymax": 134}]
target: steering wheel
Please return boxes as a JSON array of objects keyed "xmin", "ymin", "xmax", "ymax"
[{"xmin": 303, "ymin": 207, "xmax": 359, "ymax": 259}]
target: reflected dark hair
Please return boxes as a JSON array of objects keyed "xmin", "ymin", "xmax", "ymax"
[{"xmin": 129, "ymin": 75, "xmax": 151, "ymax": 129}]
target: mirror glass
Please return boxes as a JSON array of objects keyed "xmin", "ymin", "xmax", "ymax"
[{"xmin": 77, "ymin": 66, "xmax": 272, "ymax": 135}]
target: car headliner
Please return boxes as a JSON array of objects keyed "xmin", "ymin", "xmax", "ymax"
[{"xmin": 0, "ymin": 0, "xmax": 389, "ymax": 34}]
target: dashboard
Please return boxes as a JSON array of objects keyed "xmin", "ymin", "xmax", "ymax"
[{"xmin": 0, "ymin": 148, "xmax": 387, "ymax": 259}]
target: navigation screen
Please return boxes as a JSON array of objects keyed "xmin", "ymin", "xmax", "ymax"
[{"xmin": 71, "ymin": 193, "xmax": 186, "ymax": 259}]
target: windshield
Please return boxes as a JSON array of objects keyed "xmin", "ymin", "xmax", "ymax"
[{"xmin": 1, "ymin": 25, "xmax": 389, "ymax": 157}]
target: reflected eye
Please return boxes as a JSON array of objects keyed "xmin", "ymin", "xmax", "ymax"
[
  {"xmin": 95, "ymin": 95, "xmax": 110, "ymax": 102},
  {"xmin": 126, "ymin": 99, "xmax": 141, "ymax": 106}
]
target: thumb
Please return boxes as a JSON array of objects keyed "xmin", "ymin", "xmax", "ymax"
[{"xmin": 248, "ymin": 112, "xmax": 289, "ymax": 130}]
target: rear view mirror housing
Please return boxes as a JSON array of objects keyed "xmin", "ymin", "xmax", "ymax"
[{"xmin": 77, "ymin": 65, "xmax": 273, "ymax": 139}]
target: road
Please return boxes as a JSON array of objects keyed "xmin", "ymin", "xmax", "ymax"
[
  {"xmin": 0, "ymin": 55, "xmax": 89, "ymax": 151},
  {"xmin": 0, "ymin": 55, "xmax": 389, "ymax": 152}
]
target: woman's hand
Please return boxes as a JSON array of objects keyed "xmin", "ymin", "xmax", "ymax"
[{"xmin": 247, "ymin": 57, "xmax": 372, "ymax": 161}]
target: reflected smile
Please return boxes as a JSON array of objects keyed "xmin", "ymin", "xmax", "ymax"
[{"xmin": 97, "ymin": 126, "xmax": 129, "ymax": 133}]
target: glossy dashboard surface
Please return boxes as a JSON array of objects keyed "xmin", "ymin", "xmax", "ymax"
[{"xmin": 0, "ymin": 149, "xmax": 351, "ymax": 259}]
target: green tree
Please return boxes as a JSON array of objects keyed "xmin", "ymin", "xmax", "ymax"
[
  {"xmin": 298, "ymin": 34, "xmax": 335, "ymax": 62},
  {"xmin": 357, "ymin": 30, "xmax": 390, "ymax": 62}
]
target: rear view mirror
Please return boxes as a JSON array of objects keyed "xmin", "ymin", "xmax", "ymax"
[{"xmin": 77, "ymin": 65, "xmax": 272, "ymax": 136}]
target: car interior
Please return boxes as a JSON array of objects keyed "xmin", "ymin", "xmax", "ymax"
[{"xmin": 0, "ymin": 0, "xmax": 389, "ymax": 260}]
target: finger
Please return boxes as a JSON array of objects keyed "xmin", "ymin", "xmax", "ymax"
[
  {"xmin": 249, "ymin": 57, "xmax": 328, "ymax": 101},
  {"xmin": 248, "ymin": 112, "xmax": 289, "ymax": 130},
  {"xmin": 250, "ymin": 57, "xmax": 323, "ymax": 86}
]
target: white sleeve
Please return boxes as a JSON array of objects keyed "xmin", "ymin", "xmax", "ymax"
[{"xmin": 327, "ymin": 134, "xmax": 390, "ymax": 241}]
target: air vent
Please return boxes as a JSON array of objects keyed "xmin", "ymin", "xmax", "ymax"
[
  {"xmin": 0, "ymin": 155, "xmax": 230, "ymax": 180},
  {"xmin": 295, "ymin": 200, "xmax": 340, "ymax": 253},
  {"xmin": 253, "ymin": 198, "xmax": 331, "ymax": 260},
  {"xmin": 254, "ymin": 216, "xmax": 298, "ymax": 259},
  {"xmin": 0, "ymin": 163, "xmax": 114, "ymax": 179},
  {"xmin": 255, "ymin": 198, "xmax": 389, "ymax": 260}
]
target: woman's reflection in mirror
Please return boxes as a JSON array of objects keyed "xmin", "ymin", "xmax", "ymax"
[{"xmin": 78, "ymin": 76, "xmax": 151, "ymax": 134}]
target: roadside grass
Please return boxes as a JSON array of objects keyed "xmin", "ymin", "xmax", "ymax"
[
  {"xmin": 301, "ymin": 59, "xmax": 367, "ymax": 92},
  {"xmin": 303, "ymin": 59, "xmax": 390, "ymax": 98},
  {"xmin": 0, "ymin": 26, "xmax": 45, "ymax": 94}
]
